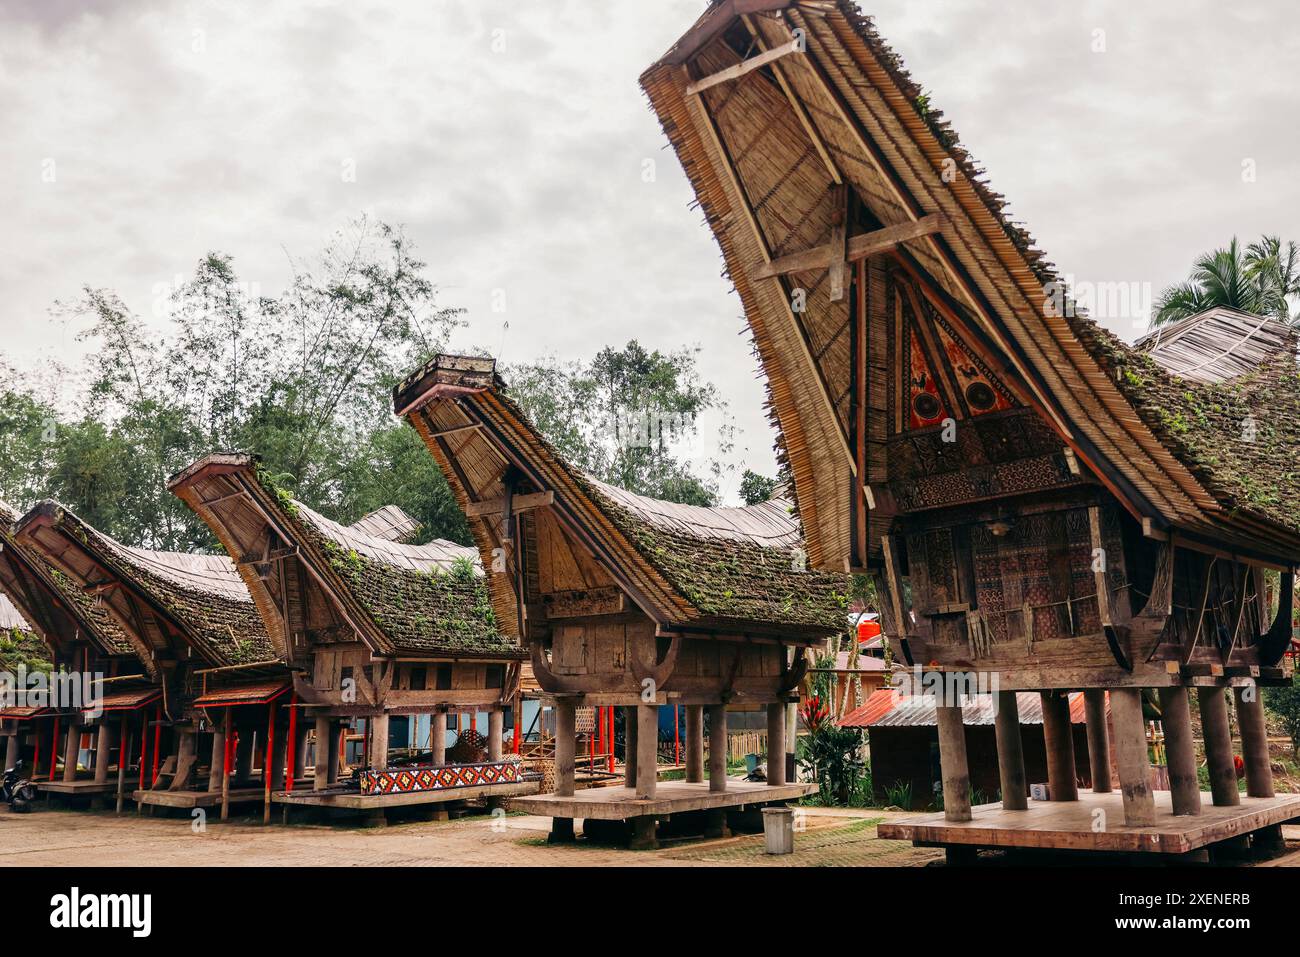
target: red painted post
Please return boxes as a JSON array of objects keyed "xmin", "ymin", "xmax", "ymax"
[
  {"xmin": 513, "ymin": 703, "xmax": 522, "ymax": 755},
  {"xmin": 138, "ymin": 712, "xmax": 148, "ymax": 789},
  {"xmin": 150, "ymin": 702, "xmax": 162, "ymax": 787},
  {"xmin": 224, "ymin": 724, "xmax": 233, "ymax": 774},
  {"xmin": 32, "ymin": 725, "xmax": 41, "ymax": 778},
  {"xmin": 265, "ymin": 700, "xmax": 276, "ymax": 787},
  {"xmin": 285, "ymin": 693, "xmax": 298, "ymax": 792},
  {"xmin": 608, "ymin": 707, "xmax": 615, "ymax": 773}
]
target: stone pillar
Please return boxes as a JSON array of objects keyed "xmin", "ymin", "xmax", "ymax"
[
  {"xmin": 685, "ymin": 705, "xmax": 704, "ymax": 783},
  {"xmin": 62, "ymin": 721, "xmax": 80, "ymax": 782},
  {"xmin": 1039, "ymin": 691, "xmax": 1079, "ymax": 801},
  {"xmin": 1158, "ymin": 686, "xmax": 1201, "ymax": 816},
  {"xmin": 993, "ymin": 690, "xmax": 1027, "ymax": 810},
  {"xmin": 1234, "ymin": 685, "xmax": 1274, "ymax": 798},
  {"xmin": 208, "ymin": 729, "xmax": 226, "ymax": 791},
  {"xmin": 313, "ymin": 716, "xmax": 330, "ymax": 790},
  {"xmin": 4, "ymin": 733, "xmax": 18, "ymax": 771},
  {"xmin": 936, "ymin": 703, "xmax": 972, "ymax": 822},
  {"xmin": 1198, "ymin": 687, "xmax": 1240, "ymax": 807},
  {"xmin": 554, "ymin": 698, "xmax": 576, "ymax": 797},
  {"xmin": 94, "ymin": 723, "xmax": 114, "ymax": 784},
  {"xmin": 766, "ymin": 702, "xmax": 786, "ymax": 787},
  {"xmin": 635, "ymin": 703, "xmax": 658, "ymax": 800},
  {"xmin": 369, "ymin": 713, "xmax": 390, "ymax": 771},
  {"xmin": 1111, "ymin": 688, "xmax": 1155, "ymax": 826},
  {"xmin": 708, "ymin": 704, "xmax": 728, "ymax": 793},
  {"xmin": 1083, "ymin": 689, "xmax": 1112, "ymax": 793},
  {"xmin": 488, "ymin": 709, "xmax": 504, "ymax": 762},
  {"xmin": 623, "ymin": 705, "xmax": 637, "ymax": 787},
  {"xmin": 432, "ymin": 712, "xmax": 447, "ymax": 765}
]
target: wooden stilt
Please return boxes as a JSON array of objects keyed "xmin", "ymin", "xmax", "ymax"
[
  {"xmin": 488, "ymin": 709, "xmax": 504, "ymax": 762},
  {"xmin": 635, "ymin": 703, "xmax": 658, "ymax": 800},
  {"xmin": 1234, "ymin": 686, "xmax": 1274, "ymax": 798},
  {"xmin": 1111, "ymin": 688, "xmax": 1155, "ymax": 826},
  {"xmin": 326, "ymin": 721, "xmax": 342, "ymax": 784},
  {"xmin": 432, "ymin": 712, "xmax": 447, "ymax": 765},
  {"xmin": 993, "ymin": 690, "xmax": 1027, "ymax": 810},
  {"xmin": 369, "ymin": 713, "xmax": 389, "ymax": 771},
  {"xmin": 208, "ymin": 729, "xmax": 225, "ymax": 791},
  {"xmin": 766, "ymin": 702, "xmax": 786, "ymax": 786},
  {"xmin": 707, "ymin": 704, "xmax": 728, "ymax": 793},
  {"xmin": 623, "ymin": 705, "xmax": 637, "ymax": 787},
  {"xmin": 554, "ymin": 698, "xmax": 576, "ymax": 797},
  {"xmin": 3, "ymin": 733, "xmax": 17, "ymax": 771},
  {"xmin": 936, "ymin": 703, "xmax": 972, "ymax": 822},
  {"xmin": 62, "ymin": 721, "xmax": 80, "ymax": 782},
  {"xmin": 94, "ymin": 722, "xmax": 113, "ymax": 784},
  {"xmin": 1082, "ymin": 689, "xmax": 1112, "ymax": 793},
  {"xmin": 1040, "ymin": 691, "xmax": 1079, "ymax": 801},
  {"xmin": 115, "ymin": 718, "xmax": 129, "ymax": 814},
  {"xmin": 630, "ymin": 814, "xmax": 657, "ymax": 850},
  {"xmin": 685, "ymin": 705, "xmax": 704, "ymax": 783},
  {"xmin": 1198, "ymin": 687, "xmax": 1240, "ymax": 807},
  {"xmin": 1158, "ymin": 686, "xmax": 1202, "ymax": 816}
]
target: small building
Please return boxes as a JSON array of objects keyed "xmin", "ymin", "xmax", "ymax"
[
  {"xmin": 842, "ymin": 689, "xmax": 1101, "ymax": 808},
  {"xmin": 168, "ymin": 455, "xmax": 538, "ymax": 823},
  {"xmin": 15, "ymin": 501, "xmax": 284, "ymax": 817},
  {"xmin": 0, "ymin": 499, "xmax": 157, "ymax": 807},
  {"xmin": 393, "ymin": 353, "xmax": 847, "ymax": 847}
]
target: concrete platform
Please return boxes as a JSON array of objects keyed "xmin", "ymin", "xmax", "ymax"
[
  {"xmin": 509, "ymin": 777, "xmax": 814, "ymax": 820},
  {"xmin": 132, "ymin": 787, "xmax": 265, "ymax": 809},
  {"xmin": 878, "ymin": 788, "xmax": 1300, "ymax": 855},
  {"xmin": 272, "ymin": 778, "xmax": 540, "ymax": 809}
]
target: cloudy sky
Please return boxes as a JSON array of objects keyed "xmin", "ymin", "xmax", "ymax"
[{"xmin": 2, "ymin": 0, "xmax": 1296, "ymax": 501}]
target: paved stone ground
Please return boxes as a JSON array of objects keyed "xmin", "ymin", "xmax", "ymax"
[{"xmin": 0, "ymin": 803, "xmax": 941, "ymax": 867}]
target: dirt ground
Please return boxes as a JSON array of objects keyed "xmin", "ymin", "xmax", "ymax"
[{"xmin": 0, "ymin": 802, "xmax": 941, "ymax": 867}]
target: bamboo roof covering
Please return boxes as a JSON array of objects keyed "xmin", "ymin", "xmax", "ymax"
[
  {"xmin": 1135, "ymin": 307, "xmax": 1297, "ymax": 384},
  {"xmin": 14, "ymin": 501, "xmax": 273, "ymax": 670},
  {"xmin": 0, "ymin": 499, "xmax": 137, "ymax": 662},
  {"xmin": 393, "ymin": 354, "xmax": 848, "ymax": 639},
  {"xmin": 347, "ymin": 505, "xmax": 423, "ymax": 544},
  {"xmin": 641, "ymin": 0, "xmax": 1300, "ymax": 565},
  {"xmin": 168, "ymin": 454, "xmax": 521, "ymax": 661}
]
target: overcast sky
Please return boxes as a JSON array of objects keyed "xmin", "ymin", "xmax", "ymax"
[{"xmin": 2, "ymin": 0, "xmax": 1296, "ymax": 502}]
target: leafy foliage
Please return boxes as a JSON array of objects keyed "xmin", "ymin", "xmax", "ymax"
[
  {"xmin": 738, "ymin": 469, "xmax": 777, "ymax": 505},
  {"xmin": 503, "ymin": 341, "xmax": 734, "ymax": 505},
  {"xmin": 1265, "ymin": 684, "xmax": 1300, "ymax": 759},
  {"xmin": 1152, "ymin": 235, "xmax": 1300, "ymax": 327}
]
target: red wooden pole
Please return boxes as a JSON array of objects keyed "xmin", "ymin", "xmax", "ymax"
[
  {"xmin": 150, "ymin": 702, "xmax": 162, "ymax": 787},
  {"xmin": 49, "ymin": 717, "xmax": 59, "ymax": 782},
  {"xmin": 119, "ymin": 713, "xmax": 127, "ymax": 773},
  {"xmin": 513, "ymin": 702, "xmax": 522, "ymax": 755},
  {"xmin": 138, "ymin": 712, "xmax": 148, "ymax": 789},
  {"xmin": 588, "ymin": 709, "xmax": 595, "ymax": 771},
  {"xmin": 32, "ymin": 725, "xmax": 41, "ymax": 778},
  {"xmin": 224, "ymin": 723, "xmax": 233, "ymax": 774},
  {"xmin": 265, "ymin": 701, "xmax": 276, "ymax": 787},
  {"xmin": 607, "ymin": 707, "xmax": 615, "ymax": 773},
  {"xmin": 285, "ymin": 693, "xmax": 298, "ymax": 792}
]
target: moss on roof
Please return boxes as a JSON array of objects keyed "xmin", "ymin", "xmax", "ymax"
[
  {"xmin": 252, "ymin": 470, "xmax": 519, "ymax": 659},
  {"xmin": 0, "ymin": 624, "xmax": 51, "ymax": 674}
]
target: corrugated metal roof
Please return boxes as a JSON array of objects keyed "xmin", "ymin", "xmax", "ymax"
[
  {"xmin": 347, "ymin": 506, "xmax": 422, "ymax": 544},
  {"xmin": 588, "ymin": 478, "xmax": 803, "ymax": 548},
  {"xmin": 1135, "ymin": 306, "xmax": 1296, "ymax": 383},
  {"xmin": 193, "ymin": 680, "xmax": 290, "ymax": 707},
  {"xmin": 840, "ymin": 690, "xmax": 1101, "ymax": 728},
  {"xmin": 0, "ymin": 593, "xmax": 30, "ymax": 632},
  {"xmin": 295, "ymin": 502, "xmax": 477, "ymax": 575}
]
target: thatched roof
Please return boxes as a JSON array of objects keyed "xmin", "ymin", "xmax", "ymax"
[
  {"xmin": 641, "ymin": 0, "xmax": 1300, "ymax": 565},
  {"xmin": 15, "ymin": 501, "xmax": 273, "ymax": 669},
  {"xmin": 1135, "ymin": 307, "xmax": 1297, "ymax": 384},
  {"xmin": 394, "ymin": 354, "xmax": 848, "ymax": 638},
  {"xmin": 0, "ymin": 499, "xmax": 138, "ymax": 664},
  {"xmin": 168, "ymin": 455, "xmax": 520, "ymax": 661}
]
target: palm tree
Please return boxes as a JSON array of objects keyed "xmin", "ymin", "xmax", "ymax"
[{"xmin": 1151, "ymin": 235, "xmax": 1300, "ymax": 328}]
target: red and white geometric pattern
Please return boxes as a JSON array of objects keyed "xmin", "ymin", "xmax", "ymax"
[{"xmin": 359, "ymin": 760, "xmax": 523, "ymax": 796}]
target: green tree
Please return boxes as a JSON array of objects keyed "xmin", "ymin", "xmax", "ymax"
[
  {"xmin": 504, "ymin": 341, "xmax": 734, "ymax": 505},
  {"xmin": 1265, "ymin": 684, "xmax": 1300, "ymax": 760},
  {"xmin": 738, "ymin": 469, "xmax": 777, "ymax": 505},
  {"xmin": 1152, "ymin": 235, "xmax": 1300, "ymax": 327}
]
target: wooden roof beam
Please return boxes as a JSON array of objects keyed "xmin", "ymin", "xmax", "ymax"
[
  {"xmin": 464, "ymin": 490, "xmax": 554, "ymax": 518},
  {"xmin": 753, "ymin": 214, "xmax": 944, "ymax": 281},
  {"xmin": 686, "ymin": 36, "xmax": 803, "ymax": 96}
]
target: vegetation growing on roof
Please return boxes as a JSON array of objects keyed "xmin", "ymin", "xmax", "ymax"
[{"xmin": 0, "ymin": 626, "xmax": 51, "ymax": 674}]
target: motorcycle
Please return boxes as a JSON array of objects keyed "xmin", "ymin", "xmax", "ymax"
[{"xmin": 2, "ymin": 760, "xmax": 37, "ymax": 812}]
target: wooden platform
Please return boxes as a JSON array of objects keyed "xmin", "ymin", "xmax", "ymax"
[
  {"xmin": 36, "ymin": 780, "xmax": 117, "ymax": 796},
  {"xmin": 272, "ymin": 779, "xmax": 540, "ymax": 810},
  {"xmin": 878, "ymin": 789, "xmax": 1300, "ymax": 855},
  {"xmin": 132, "ymin": 787, "xmax": 265, "ymax": 809},
  {"xmin": 508, "ymin": 778, "xmax": 813, "ymax": 820}
]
